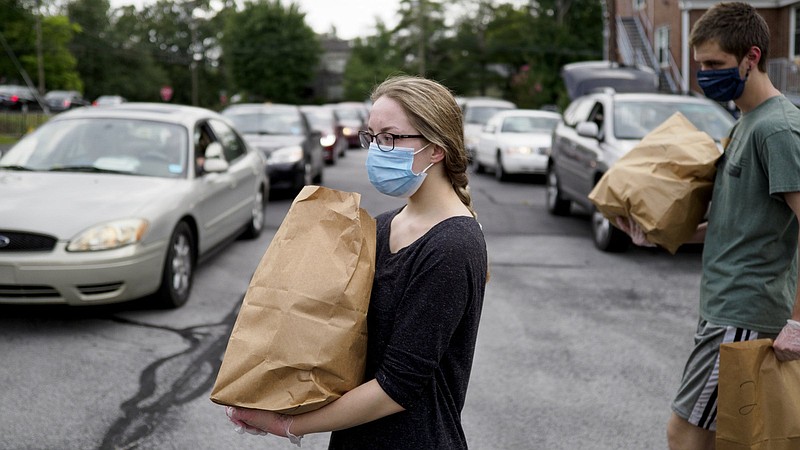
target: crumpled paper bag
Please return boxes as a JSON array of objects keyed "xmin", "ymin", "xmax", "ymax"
[
  {"xmin": 588, "ymin": 112, "xmax": 721, "ymax": 254},
  {"xmin": 210, "ymin": 185, "xmax": 376, "ymax": 414}
]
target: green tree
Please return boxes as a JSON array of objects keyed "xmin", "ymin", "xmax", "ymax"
[
  {"xmin": 222, "ymin": 0, "xmax": 320, "ymax": 103},
  {"xmin": 0, "ymin": 0, "xmax": 36, "ymax": 85},
  {"xmin": 342, "ymin": 22, "xmax": 406, "ymax": 101}
]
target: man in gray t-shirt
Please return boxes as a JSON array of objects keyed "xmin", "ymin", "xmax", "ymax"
[{"xmin": 617, "ymin": 3, "xmax": 800, "ymax": 450}]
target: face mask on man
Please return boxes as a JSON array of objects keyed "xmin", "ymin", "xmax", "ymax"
[
  {"xmin": 697, "ymin": 64, "xmax": 750, "ymax": 102},
  {"xmin": 366, "ymin": 142, "xmax": 435, "ymax": 198}
]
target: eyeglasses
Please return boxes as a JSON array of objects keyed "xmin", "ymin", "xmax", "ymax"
[{"xmin": 358, "ymin": 131, "xmax": 425, "ymax": 152}]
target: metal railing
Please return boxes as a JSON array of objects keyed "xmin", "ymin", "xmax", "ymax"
[
  {"xmin": 0, "ymin": 111, "xmax": 49, "ymax": 138},
  {"xmin": 768, "ymin": 58, "xmax": 800, "ymax": 96}
]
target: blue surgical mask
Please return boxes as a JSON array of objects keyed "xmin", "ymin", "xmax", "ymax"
[
  {"xmin": 366, "ymin": 142, "xmax": 434, "ymax": 198},
  {"xmin": 697, "ymin": 66, "xmax": 749, "ymax": 102}
]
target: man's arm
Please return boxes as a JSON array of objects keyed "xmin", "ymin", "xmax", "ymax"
[{"xmin": 773, "ymin": 191, "xmax": 800, "ymax": 361}]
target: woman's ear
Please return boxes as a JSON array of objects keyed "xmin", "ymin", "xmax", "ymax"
[{"xmin": 431, "ymin": 145, "xmax": 446, "ymax": 163}]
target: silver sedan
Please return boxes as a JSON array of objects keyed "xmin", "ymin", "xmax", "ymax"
[{"xmin": 0, "ymin": 103, "xmax": 269, "ymax": 308}]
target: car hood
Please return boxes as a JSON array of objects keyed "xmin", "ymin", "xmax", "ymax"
[
  {"xmin": 0, "ymin": 171, "xmax": 188, "ymax": 238},
  {"xmin": 242, "ymin": 134, "xmax": 303, "ymax": 153}
]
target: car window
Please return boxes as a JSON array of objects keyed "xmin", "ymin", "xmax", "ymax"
[
  {"xmin": 224, "ymin": 110, "xmax": 303, "ymax": 135},
  {"xmin": 464, "ymin": 106, "xmax": 513, "ymax": 125},
  {"xmin": 209, "ymin": 119, "xmax": 247, "ymax": 162},
  {"xmin": 613, "ymin": 100, "xmax": 734, "ymax": 141},
  {"xmin": 0, "ymin": 118, "xmax": 188, "ymax": 178},
  {"xmin": 563, "ymin": 98, "xmax": 594, "ymax": 127},
  {"xmin": 502, "ymin": 116, "xmax": 560, "ymax": 133}
]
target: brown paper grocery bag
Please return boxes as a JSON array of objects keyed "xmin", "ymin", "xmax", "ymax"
[
  {"xmin": 588, "ymin": 112, "xmax": 721, "ymax": 254},
  {"xmin": 210, "ymin": 186, "xmax": 376, "ymax": 414},
  {"xmin": 717, "ymin": 339, "xmax": 800, "ymax": 450}
]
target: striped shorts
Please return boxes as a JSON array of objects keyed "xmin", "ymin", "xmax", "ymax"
[{"xmin": 670, "ymin": 319, "xmax": 775, "ymax": 431}]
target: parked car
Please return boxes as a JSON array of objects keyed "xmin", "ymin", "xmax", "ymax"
[
  {"xmin": 222, "ymin": 103, "xmax": 324, "ymax": 194},
  {"xmin": 546, "ymin": 90, "xmax": 735, "ymax": 252},
  {"xmin": 473, "ymin": 109, "xmax": 561, "ymax": 181},
  {"xmin": 461, "ymin": 97, "xmax": 517, "ymax": 160},
  {"xmin": 332, "ymin": 102, "xmax": 368, "ymax": 148},
  {"xmin": 0, "ymin": 84, "xmax": 42, "ymax": 111},
  {"xmin": 45, "ymin": 90, "xmax": 90, "ymax": 112},
  {"xmin": 300, "ymin": 105, "xmax": 347, "ymax": 164},
  {"xmin": 93, "ymin": 95, "xmax": 127, "ymax": 106},
  {"xmin": 0, "ymin": 103, "xmax": 269, "ymax": 308}
]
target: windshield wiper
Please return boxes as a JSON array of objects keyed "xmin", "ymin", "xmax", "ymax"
[
  {"xmin": 0, "ymin": 165, "xmax": 34, "ymax": 171},
  {"xmin": 49, "ymin": 165, "xmax": 130, "ymax": 174}
]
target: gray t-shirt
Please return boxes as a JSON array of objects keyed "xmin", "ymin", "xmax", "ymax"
[{"xmin": 700, "ymin": 95, "xmax": 800, "ymax": 333}]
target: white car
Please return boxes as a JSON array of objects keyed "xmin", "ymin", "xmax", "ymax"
[
  {"xmin": 0, "ymin": 103, "xmax": 269, "ymax": 308},
  {"xmin": 473, "ymin": 109, "xmax": 561, "ymax": 181},
  {"xmin": 461, "ymin": 97, "xmax": 516, "ymax": 160}
]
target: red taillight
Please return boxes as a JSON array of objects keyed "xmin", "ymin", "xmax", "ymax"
[
  {"xmin": 62, "ymin": 99, "xmax": 70, "ymax": 107},
  {"xmin": 10, "ymin": 95, "xmax": 19, "ymax": 102}
]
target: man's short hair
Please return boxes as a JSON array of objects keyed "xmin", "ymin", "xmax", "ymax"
[{"xmin": 689, "ymin": 2, "xmax": 770, "ymax": 72}]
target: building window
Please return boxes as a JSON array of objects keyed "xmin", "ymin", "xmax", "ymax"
[
  {"xmin": 794, "ymin": 6, "xmax": 799, "ymax": 58},
  {"xmin": 655, "ymin": 26, "xmax": 670, "ymax": 67},
  {"xmin": 633, "ymin": 0, "xmax": 645, "ymax": 10}
]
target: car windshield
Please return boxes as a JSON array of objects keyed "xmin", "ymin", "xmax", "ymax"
[
  {"xmin": 501, "ymin": 116, "xmax": 560, "ymax": 133},
  {"xmin": 465, "ymin": 106, "xmax": 514, "ymax": 125},
  {"xmin": 225, "ymin": 111, "xmax": 302, "ymax": 135},
  {"xmin": 614, "ymin": 100, "xmax": 733, "ymax": 141},
  {"xmin": 0, "ymin": 118, "xmax": 189, "ymax": 178},
  {"xmin": 304, "ymin": 111, "xmax": 333, "ymax": 130}
]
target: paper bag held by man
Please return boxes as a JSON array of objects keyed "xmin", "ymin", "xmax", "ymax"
[
  {"xmin": 210, "ymin": 185, "xmax": 377, "ymax": 414},
  {"xmin": 716, "ymin": 339, "xmax": 800, "ymax": 449},
  {"xmin": 588, "ymin": 112, "xmax": 721, "ymax": 253}
]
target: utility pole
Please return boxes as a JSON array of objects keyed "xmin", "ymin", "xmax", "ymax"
[
  {"xmin": 417, "ymin": 0, "xmax": 426, "ymax": 76},
  {"xmin": 35, "ymin": 0, "xmax": 45, "ymax": 95}
]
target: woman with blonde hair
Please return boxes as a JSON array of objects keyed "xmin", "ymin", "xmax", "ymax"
[{"xmin": 227, "ymin": 75, "xmax": 488, "ymax": 449}]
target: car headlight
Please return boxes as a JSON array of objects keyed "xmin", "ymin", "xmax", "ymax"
[
  {"xmin": 465, "ymin": 136, "xmax": 479, "ymax": 149},
  {"xmin": 506, "ymin": 146, "xmax": 533, "ymax": 155},
  {"xmin": 320, "ymin": 134, "xmax": 336, "ymax": 147},
  {"xmin": 67, "ymin": 219, "xmax": 149, "ymax": 252},
  {"xmin": 266, "ymin": 145, "xmax": 303, "ymax": 165},
  {"xmin": 342, "ymin": 127, "xmax": 356, "ymax": 137}
]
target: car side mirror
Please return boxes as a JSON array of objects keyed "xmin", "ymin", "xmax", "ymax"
[
  {"xmin": 205, "ymin": 142, "xmax": 224, "ymax": 159},
  {"xmin": 203, "ymin": 158, "xmax": 229, "ymax": 173},
  {"xmin": 576, "ymin": 121, "xmax": 599, "ymax": 139}
]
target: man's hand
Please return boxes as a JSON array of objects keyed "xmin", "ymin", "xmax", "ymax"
[
  {"xmin": 773, "ymin": 320, "xmax": 800, "ymax": 361},
  {"xmin": 614, "ymin": 216, "xmax": 656, "ymax": 247}
]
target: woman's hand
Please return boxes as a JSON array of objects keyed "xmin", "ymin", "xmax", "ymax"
[{"xmin": 225, "ymin": 406, "xmax": 300, "ymax": 443}]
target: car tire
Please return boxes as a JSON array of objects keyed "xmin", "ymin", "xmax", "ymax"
[
  {"xmin": 495, "ymin": 152, "xmax": 508, "ymax": 182},
  {"xmin": 472, "ymin": 153, "xmax": 485, "ymax": 174},
  {"xmin": 591, "ymin": 208, "xmax": 630, "ymax": 252},
  {"xmin": 545, "ymin": 165, "xmax": 571, "ymax": 216},
  {"xmin": 156, "ymin": 222, "xmax": 195, "ymax": 309},
  {"xmin": 242, "ymin": 186, "xmax": 266, "ymax": 239}
]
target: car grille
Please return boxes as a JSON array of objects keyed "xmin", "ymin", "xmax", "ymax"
[
  {"xmin": 0, "ymin": 231, "xmax": 57, "ymax": 252},
  {"xmin": 0, "ymin": 284, "xmax": 60, "ymax": 298},
  {"xmin": 77, "ymin": 282, "xmax": 124, "ymax": 295}
]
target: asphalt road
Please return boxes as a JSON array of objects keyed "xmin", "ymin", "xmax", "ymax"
[{"xmin": 0, "ymin": 147, "xmax": 703, "ymax": 449}]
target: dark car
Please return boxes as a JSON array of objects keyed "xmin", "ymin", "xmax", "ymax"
[
  {"xmin": 332, "ymin": 102, "xmax": 368, "ymax": 148},
  {"xmin": 0, "ymin": 85, "xmax": 42, "ymax": 111},
  {"xmin": 45, "ymin": 90, "xmax": 90, "ymax": 112},
  {"xmin": 222, "ymin": 103, "xmax": 324, "ymax": 194},
  {"xmin": 300, "ymin": 105, "xmax": 347, "ymax": 164}
]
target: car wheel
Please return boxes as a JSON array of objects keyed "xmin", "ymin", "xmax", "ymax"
[
  {"xmin": 545, "ymin": 165, "xmax": 572, "ymax": 216},
  {"xmin": 591, "ymin": 208, "xmax": 630, "ymax": 252},
  {"xmin": 242, "ymin": 186, "xmax": 266, "ymax": 239},
  {"xmin": 472, "ymin": 153, "xmax": 485, "ymax": 174},
  {"xmin": 156, "ymin": 222, "xmax": 195, "ymax": 308},
  {"xmin": 495, "ymin": 152, "xmax": 508, "ymax": 182}
]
